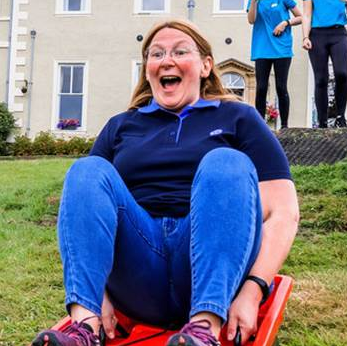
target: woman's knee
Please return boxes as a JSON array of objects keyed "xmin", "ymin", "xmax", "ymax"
[
  {"xmin": 68, "ymin": 156, "xmax": 113, "ymax": 177},
  {"xmin": 195, "ymin": 148, "xmax": 256, "ymax": 184},
  {"xmin": 65, "ymin": 156, "xmax": 119, "ymax": 189},
  {"xmin": 315, "ymin": 75, "xmax": 328, "ymax": 89},
  {"xmin": 276, "ymin": 84, "xmax": 289, "ymax": 98},
  {"xmin": 256, "ymin": 85, "xmax": 268, "ymax": 98},
  {"xmin": 334, "ymin": 70, "xmax": 347, "ymax": 85}
]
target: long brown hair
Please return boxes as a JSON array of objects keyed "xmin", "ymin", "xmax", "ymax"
[{"xmin": 128, "ymin": 19, "xmax": 238, "ymax": 110}]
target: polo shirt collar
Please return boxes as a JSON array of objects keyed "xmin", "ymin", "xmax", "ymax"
[{"xmin": 138, "ymin": 98, "xmax": 221, "ymax": 115}]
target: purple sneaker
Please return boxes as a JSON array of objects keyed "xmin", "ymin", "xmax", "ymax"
[
  {"xmin": 166, "ymin": 320, "xmax": 221, "ymax": 346},
  {"xmin": 31, "ymin": 317, "xmax": 100, "ymax": 346}
]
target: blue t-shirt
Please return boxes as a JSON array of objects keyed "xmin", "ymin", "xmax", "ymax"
[
  {"xmin": 247, "ymin": 0, "xmax": 297, "ymax": 60},
  {"xmin": 90, "ymin": 99, "xmax": 291, "ymax": 217},
  {"xmin": 303, "ymin": 0, "xmax": 347, "ymax": 28}
]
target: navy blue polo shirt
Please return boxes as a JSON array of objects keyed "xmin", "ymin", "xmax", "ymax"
[{"xmin": 90, "ymin": 99, "xmax": 291, "ymax": 217}]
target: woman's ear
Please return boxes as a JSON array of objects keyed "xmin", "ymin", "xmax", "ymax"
[{"xmin": 201, "ymin": 56, "xmax": 213, "ymax": 78}]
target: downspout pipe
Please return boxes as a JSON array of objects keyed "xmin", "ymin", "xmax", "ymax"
[
  {"xmin": 5, "ymin": 0, "xmax": 14, "ymax": 104},
  {"xmin": 26, "ymin": 29, "xmax": 36, "ymax": 137},
  {"xmin": 187, "ymin": 0, "xmax": 195, "ymax": 21}
]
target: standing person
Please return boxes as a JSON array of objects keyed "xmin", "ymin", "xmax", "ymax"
[
  {"xmin": 302, "ymin": 0, "xmax": 347, "ymax": 128},
  {"xmin": 247, "ymin": 0, "xmax": 302, "ymax": 129},
  {"xmin": 31, "ymin": 19, "xmax": 299, "ymax": 346}
]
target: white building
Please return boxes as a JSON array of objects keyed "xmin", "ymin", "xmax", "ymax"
[{"xmin": 0, "ymin": 0, "xmax": 315, "ymax": 138}]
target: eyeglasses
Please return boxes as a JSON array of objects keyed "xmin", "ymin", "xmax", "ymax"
[{"xmin": 145, "ymin": 45, "xmax": 200, "ymax": 62}]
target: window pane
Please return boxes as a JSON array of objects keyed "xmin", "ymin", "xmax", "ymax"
[
  {"xmin": 219, "ymin": 0, "xmax": 244, "ymax": 10},
  {"xmin": 59, "ymin": 95, "xmax": 83, "ymax": 122},
  {"xmin": 64, "ymin": 0, "xmax": 82, "ymax": 11},
  {"xmin": 142, "ymin": 0, "xmax": 165, "ymax": 11},
  {"xmin": 72, "ymin": 66, "xmax": 84, "ymax": 93},
  {"xmin": 221, "ymin": 73, "xmax": 245, "ymax": 89},
  {"xmin": 60, "ymin": 66, "xmax": 71, "ymax": 93}
]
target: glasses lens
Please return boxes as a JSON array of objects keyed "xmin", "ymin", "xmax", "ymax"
[{"xmin": 147, "ymin": 48, "xmax": 165, "ymax": 61}]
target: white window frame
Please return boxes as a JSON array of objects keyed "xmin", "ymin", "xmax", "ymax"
[
  {"xmin": 213, "ymin": 0, "xmax": 247, "ymax": 15},
  {"xmin": 51, "ymin": 60, "xmax": 89, "ymax": 133},
  {"xmin": 55, "ymin": 0, "xmax": 91, "ymax": 15},
  {"xmin": 131, "ymin": 60, "xmax": 143, "ymax": 92},
  {"xmin": 221, "ymin": 72, "xmax": 245, "ymax": 90},
  {"xmin": 134, "ymin": 0, "xmax": 170, "ymax": 14}
]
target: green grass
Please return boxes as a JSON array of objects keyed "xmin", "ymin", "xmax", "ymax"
[{"xmin": 0, "ymin": 159, "xmax": 346, "ymax": 345}]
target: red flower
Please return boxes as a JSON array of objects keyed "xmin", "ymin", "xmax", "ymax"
[
  {"xmin": 265, "ymin": 103, "xmax": 279, "ymax": 123},
  {"xmin": 57, "ymin": 118, "xmax": 80, "ymax": 130}
]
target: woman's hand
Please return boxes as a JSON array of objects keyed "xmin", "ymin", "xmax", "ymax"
[
  {"xmin": 273, "ymin": 21, "xmax": 288, "ymax": 36},
  {"xmin": 101, "ymin": 291, "xmax": 118, "ymax": 339},
  {"xmin": 227, "ymin": 281, "xmax": 262, "ymax": 345},
  {"xmin": 302, "ymin": 37, "xmax": 312, "ymax": 50}
]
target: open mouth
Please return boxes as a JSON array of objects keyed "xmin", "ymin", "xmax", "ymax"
[{"xmin": 160, "ymin": 76, "xmax": 182, "ymax": 89}]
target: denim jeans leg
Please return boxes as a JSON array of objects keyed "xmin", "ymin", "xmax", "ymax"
[
  {"xmin": 58, "ymin": 156, "xmax": 167, "ymax": 316},
  {"xmin": 189, "ymin": 148, "xmax": 263, "ymax": 322}
]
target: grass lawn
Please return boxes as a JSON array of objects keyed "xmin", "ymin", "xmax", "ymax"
[{"xmin": 0, "ymin": 158, "xmax": 346, "ymax": 346}]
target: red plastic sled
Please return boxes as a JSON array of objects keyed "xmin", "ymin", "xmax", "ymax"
[{"xmin": 50, "ymin": 275, "xmax": 292, "ymax": 346}]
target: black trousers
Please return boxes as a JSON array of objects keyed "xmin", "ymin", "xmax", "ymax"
[
  {"xmin": 255, "ymin": 58, "xmax": 292, "ymax": 128},
  {"xmin": 309, "ymin": 26, "xmax": 347, "ymax": 128}
]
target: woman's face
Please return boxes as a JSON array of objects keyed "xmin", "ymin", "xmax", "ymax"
[{"xmin": 145, "ymin": 28, "xmax": 212, "ymax": 113}]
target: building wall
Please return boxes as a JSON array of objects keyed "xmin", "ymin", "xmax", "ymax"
[
  {"xmin": 1, "ymin": 0, "xmax": 311, "ymax": 137},
  {"xmin": 0, "ymin": 0, "xmax": 11, "ymax": 103}
]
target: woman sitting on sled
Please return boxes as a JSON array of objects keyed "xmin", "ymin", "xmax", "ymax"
[{"xmin": 32, "ymin": 19, "xmax": 299, "ymax": 346}]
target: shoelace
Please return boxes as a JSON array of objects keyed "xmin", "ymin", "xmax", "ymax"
[
  {"xmin": 61, "ymin": 316, "xmax": 100, "ymax": 346},
  {"xmin": 180, "ymin": 320, "xmax": 220, "ymax": 346}
]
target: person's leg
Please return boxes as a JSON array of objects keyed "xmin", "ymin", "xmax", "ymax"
[
  {"xmin": 33, "ymin": 156, "xmax": 169, "ymax": 345},
  {"xmin": 329, "ymin": 28, "xmax": 347, "ymax": 127},
  {"xmin": 255, "ymin": 59, "xmax": 273, "ymax": 118},
  {"xmin": 190, "ymin": 148, "xmax": 262, "ymax": 322},
  {"xmin": 273, "ymin": 58, "xmax": 292, "ymax": 128},
  {"xmin": 168, "ymin": 148, "xmax": 263, "ymax": 344},
  {"xmin": 308, "ymin": 30, "xmax": 330, "ymax": 128}
]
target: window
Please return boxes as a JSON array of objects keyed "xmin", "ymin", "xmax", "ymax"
[
  {"xmin": 64, "ymin": 0, "xmax": 83, "ymax": 11},
  {"xmin": 214, "ymin": 0, "xmax": 247, "ymax": 13},
  {"xmin": 134, "ymin": 0, "xmax": 169, "ymax": 14},
  {"xmin": 221, "ymin": 72, "xmax": 245, "ymax": 97},
  {"xmin": 54, "ymin": 63, "xmax": 87, "ymax": 131},
  {"xmin": 56, "ymin": 0, "xmax": 91, "ymax": 14}
]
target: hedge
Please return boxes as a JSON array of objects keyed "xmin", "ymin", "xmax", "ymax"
[{"xmin": 3, "ymin": 132, "xmax": 95, "ymax": 157}]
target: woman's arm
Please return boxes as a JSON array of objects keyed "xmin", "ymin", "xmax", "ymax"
[
  {"xmin": 273, "ymin": 6, "xmax": 302, "ymax": 36},
  {"xmin": 248, "ymin": 0, "xmax": 258, "ymax": 24},
  {"xmin": 302, "ymin": 0, "xmax": 313, "ymax": 50},
  {"xmin": 248, "ymin": 179, "xmax": 299, "ymax": 283},
  {"xmin": 227, "ymin": 179, "xmax": 299, "ymax": 344},
  {"xmin": 289, "ymin": 5, "xmax": 302, "ymax": 26}
]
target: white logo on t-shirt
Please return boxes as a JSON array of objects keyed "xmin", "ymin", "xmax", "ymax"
[{"xmin": 209, "ymin": 129, "xmax": 223, "ymax": 136}]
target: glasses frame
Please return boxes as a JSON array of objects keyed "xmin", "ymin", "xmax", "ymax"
[{"xmin": 144, "ymin": 44, "xmax": 201, "ymax": 63}]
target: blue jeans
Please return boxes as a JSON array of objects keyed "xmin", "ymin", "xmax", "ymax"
[{"xmin": 58, "ymin": 148, "xmax": 263, "ymax": 326}]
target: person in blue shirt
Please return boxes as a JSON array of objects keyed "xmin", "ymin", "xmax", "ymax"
[
  {"xmin": 302, "ymin": 0, "xmax": 347, "ymax": 128},
  {"xmin": 247, "ymin": 0, "xmax": 302, "ymax": 128},
  {"xmin": 31, "ymin": 19, "xmax": 299, "ymax": 346}
]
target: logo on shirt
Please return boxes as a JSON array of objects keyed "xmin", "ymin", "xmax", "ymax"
[
  {"xmin": 271, "ymin": 3, "xmax": 278, "ymax": 7},
  {"xmin": 209, "ymin": 129, "xmax": 223, "ymax": 136}
]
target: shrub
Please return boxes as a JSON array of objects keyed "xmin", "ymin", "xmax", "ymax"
[
  {"xmin": 68, "ymin": 137, "xmax": 95, "ymax": 155},
  {"xmin": 0, "ymin": 103, "xmax": 16, "ymax": 155},
  {"xmin": 32, "ymin": 132, "xmax": 57, "ymax": 155},
  {"xmin": 0, "ymin": 140, "xmax": 8, "ymax": 156},
  {"xmin": 55, "ymin": 138, "xmax": 70, "ymax": 155},
  {"xmin": 12, "ymin": 135, "xmax": 33, "ymax": 156}
]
